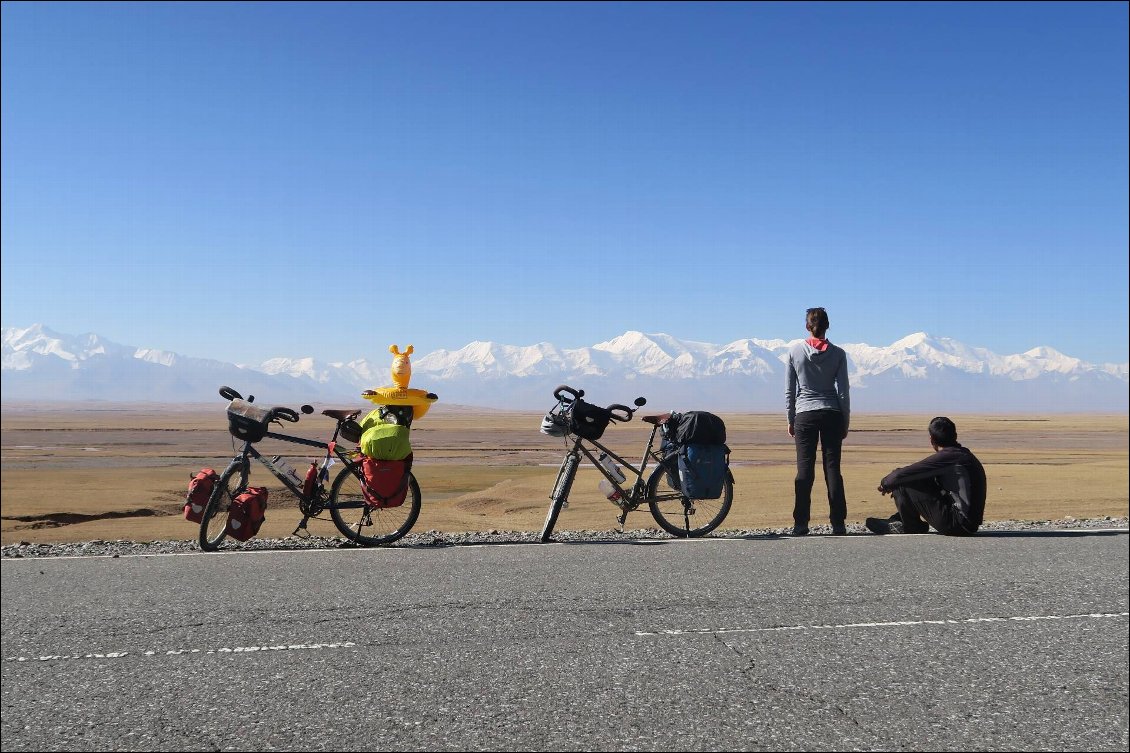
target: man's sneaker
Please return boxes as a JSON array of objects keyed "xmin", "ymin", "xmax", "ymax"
[
  {"xmin": 831, "ymin": 524, "xmax": 847, "ymax": 536},
  {"xmin": 788, "ymin": 526, "xmax": 809, "ymax": 537},
  {"xmin": 865, "ymin": 517, "xmax": 905, "ymax": 535}
]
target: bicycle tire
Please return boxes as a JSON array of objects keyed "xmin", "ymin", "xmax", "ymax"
[
  {"xmin": 328, "ymin": 461, "xmax": 421, "ymax": 546},
  {"xmin": 645, "ymin": 457, "xmax": 733, "ymax": 538},
  {"xmin": 541, "ymin": 452, "xmax": 579, "ymax": 543},
  {"xmin": 198, "ymin": 461, "xmax": 247, "ymax": 551}
]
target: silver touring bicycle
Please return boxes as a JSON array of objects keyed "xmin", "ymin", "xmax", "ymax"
[{"xmin": 538, "ymin": 385, "xmax": 734, "ymax": 542}]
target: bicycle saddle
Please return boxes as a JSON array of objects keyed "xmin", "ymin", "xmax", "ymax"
[
  {"xmin": 641, "ymin": 413, "xmax": 672, "ymax": 425},
  {"xmin": 322, "ymin": 408, "xmax": 362, "ymax": 421}
]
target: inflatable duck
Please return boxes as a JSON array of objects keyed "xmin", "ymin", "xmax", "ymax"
[{"xmin": 361, "ymin": 344, "xmax": 439, "ymax": 419}]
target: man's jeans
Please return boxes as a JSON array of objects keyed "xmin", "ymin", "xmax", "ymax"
[
  {"xmin": 893, "ymin": 481, "xmax": 977, "ymax": 536},
  {"xmin": 793, "ymin": 409, "xmax": 847, "ymax": 529}
]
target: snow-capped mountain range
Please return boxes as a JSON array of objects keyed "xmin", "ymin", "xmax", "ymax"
[{"xmin": 2, "ymin": 324, "xmax": 1127, "ymax": 412}]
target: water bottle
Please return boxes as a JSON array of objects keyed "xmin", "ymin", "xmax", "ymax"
[
  {"xmin": 272, "ymin": 455, "xmax": 302, "ymax": 486},
  {"xmin": 598, "ymin": 478, "xmax": 622, "ymax": 503},
  {"xmin": 597, "ymin": 452, "xmax": 626, "ymax": 483}
]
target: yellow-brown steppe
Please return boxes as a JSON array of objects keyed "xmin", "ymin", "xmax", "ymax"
[{"xmin": 1, "ymin": 404, "xmax": 1126, "ymax": 545}]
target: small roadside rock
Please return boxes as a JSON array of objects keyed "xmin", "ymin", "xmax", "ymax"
[{"xmin": 2, "ymin": 517, "xmax": 1125, "ymax": 559}]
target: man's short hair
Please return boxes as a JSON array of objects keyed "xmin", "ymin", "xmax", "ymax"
[{"xmin": 928, "ymin": 416, "xmax": 958, "ymax": 447}]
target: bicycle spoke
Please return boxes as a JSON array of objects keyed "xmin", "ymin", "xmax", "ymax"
[{"xmin": 329, "ymin": 461, "xmax": 421, "ymax": 546}]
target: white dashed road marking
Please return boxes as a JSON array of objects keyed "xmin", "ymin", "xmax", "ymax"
[
  {"xmin": 635, "ymin": 611, "xmax": 1130, "ymax": 637},
  {"xmin": 4, "ymin": 641, "xmax": 356, "ymax": 663}
]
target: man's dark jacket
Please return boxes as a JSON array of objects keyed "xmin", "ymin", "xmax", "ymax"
[{"xmin": 881, "ymin": 445, "xmax": 987, "ymax": 529}]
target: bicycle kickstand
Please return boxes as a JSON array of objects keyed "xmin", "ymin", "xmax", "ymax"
[
  {"xmin": 616, "ymin": 509, "xmax": 628, "ymax": 533},
  {"xmin": 291, "ymin": 516, "xmax": 312, "ymax": 539}
]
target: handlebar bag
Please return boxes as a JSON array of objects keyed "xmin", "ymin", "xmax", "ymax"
[
  {"xmin": 184, "ymin": 468, "xmax": 219, "ymax": 523},
  {"xmin": 227, "ymin": 399, "xmax": 271, "ymax": 443},
  {"xmin": 225, "ymin": 487, "xmax": 268, "ymax": 541},
  {"xmin": 360, "ymin": 454, "xmax": 413, "ymax": 508},
  {"xmin": 569, "ymin": 400, "xmax": 612, "ymax": 441}
]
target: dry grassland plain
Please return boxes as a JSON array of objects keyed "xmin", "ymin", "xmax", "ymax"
[{"xmin": 1, "ymin": 403, "xmax": 1127, "ymax": 545}]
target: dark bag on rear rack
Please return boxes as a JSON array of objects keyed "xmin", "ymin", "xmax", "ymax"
[
  {"xmin": 360, "ymin": 454, "xmax": 413, "ymax": 508},
  {"xmin": 225, "ymin": 486, "xmax": 268, "ymax": 541},
  {"xmin": 184, "ymin": 468, "xmax": 219, "ymax": 523},
  {"xmin": 662, "ymin": 411, "xmax": 729, "ymax": 499},
  {"xmin": 677, "ymin": 443, "xmax": 729, "ymax": 499},
  {"xmin": 569, "ymin": 400, "xmax": 613, "ymax": 441},
  {"xmin": 227, "ymin": 399, "xmax": 272, "ymax": 443},
  {"xmin": 673, "ymin": 411, "xmax": 727, "ymax": 445}
]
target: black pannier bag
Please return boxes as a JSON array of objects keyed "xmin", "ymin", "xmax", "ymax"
[
  {"xmin": 674, "ymin": 411, "xmax": 727, "ymax": 445},
  {"xmin": 227, "ymin": 399, "xmax": 272, "ymax": 443},
  {"xmin": 569, "ymin": 400, "xmax": 613, "ymax": 441},
  {"xmin": 339, "ymin": 419, "xmax": 363, "ymax": 444},
  {"xmin": 662, "ymin": 411, "xmax": 730, "ymax": 499}
]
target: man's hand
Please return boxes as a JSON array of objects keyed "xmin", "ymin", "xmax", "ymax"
[
  {"xmin": 877, "ymin": 484, "xmax": 892, "ymax": 496},
  {"xmin": 787, "ymin": 423, "xmax": 794, "ymax": 438}
]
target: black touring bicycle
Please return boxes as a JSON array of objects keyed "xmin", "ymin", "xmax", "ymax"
[{"xmin": 538, "ymin": 385, "xmax": 734, "ymax": 542}]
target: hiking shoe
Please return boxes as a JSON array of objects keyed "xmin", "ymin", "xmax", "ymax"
[
  {"xmin": 788, "ymin": 526, "xmax": 810, "ymax": 537},
  {"xmin": 865, "ymin": 517, "xmax": 890, "ymax": 534},
  {"xmin": 866, "ymin": 517, "xmax": 905, "ymax": 535},
  {"xmin": 831, "ymin": 524, "xmax": 847, "ymax": 536}
]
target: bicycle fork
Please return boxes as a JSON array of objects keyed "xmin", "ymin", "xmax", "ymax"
[{"xmin": 551, "ymin": 451, "xmax": 580, "ymax": 509}]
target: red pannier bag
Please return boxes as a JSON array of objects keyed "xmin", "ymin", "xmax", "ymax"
[
  {"xmin": 225, "ymin": 487, "xmax": 268, "ymax": 541},
  {"xmin": 360, "ymin": 454, "xmax": 413, "ymax": 508},
  {"xmin": 184, "ymin": 468, "xmax": 219, "ymax": 523}
]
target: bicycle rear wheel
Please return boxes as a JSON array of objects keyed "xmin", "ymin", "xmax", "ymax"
[
  {"xmin": 329, "ymin": 461, "xmax": 421, "ymax": 546},
  {"xmin": 199, "ymin": 461, "xmax": 247, "ymax": 551},
  {"xmin": 541, "ymin": 452, "xmax": 579, "ymax": 543},
  {"xmin": 645, "ymin": 458, "xmax": 733, "ymax": 538}
]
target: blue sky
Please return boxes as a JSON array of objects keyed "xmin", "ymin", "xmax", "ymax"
[{"xmin": 2, "ymin": 1, "xmax": 1127, "ymax": 365}]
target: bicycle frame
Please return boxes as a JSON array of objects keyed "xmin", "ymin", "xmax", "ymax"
[
  {"xmin": 564, "ymin": 421, "xmax": 668, "ymax": 516},
  {"xmin": 225, "ymin": 427, "xmax": 356, "ymax": 511}
]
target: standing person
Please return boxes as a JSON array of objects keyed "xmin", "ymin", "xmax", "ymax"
[
  {"xmin": 867, "ymin": 417, "xmax": 986, "ymax": 536},
  {"xmin": 786, "ymin": 307, "xmax": 851, "ymax": 536}
]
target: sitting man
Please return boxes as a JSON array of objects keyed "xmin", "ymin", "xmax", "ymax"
[{"xmin": 867, "ymin": 416, "xmax": 986, "ymax": 536}]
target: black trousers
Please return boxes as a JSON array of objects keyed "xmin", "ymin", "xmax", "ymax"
[
  {"xmin": 892, "ymin": 481, "xmax": 977, "ymax": 536},
  {"xmin": 792, "ymin": 409, "xmax": 847, "ymax": 528}
]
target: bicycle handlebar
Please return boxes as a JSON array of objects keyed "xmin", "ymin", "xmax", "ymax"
[
  {"xmin": 553, "ymin": 385, "xmax": 584, "ymax": 402},
  {"xmin": 219, "ymin": 385, "xmax": 301, "ymax": 424},
  {"xmin": 552, "ymin": 386, "xmax": 645, "ymax": 423},
  {"xmin": 273, "ymin": 407, "xmax": 300, "ymax": 423},
  {"xmin": 607, "ymin": 404, "xmax": 634, "ymax": 422}
]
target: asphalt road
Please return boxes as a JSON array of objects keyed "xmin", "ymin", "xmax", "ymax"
[{"xmin": 2, "ymin": 529, "xmax": 1128, "ymax": 752}]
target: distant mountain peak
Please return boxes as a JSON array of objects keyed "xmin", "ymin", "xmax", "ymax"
[{"xmin": 891, "ymin": 331, "xmax": 933, "ymax": 349}]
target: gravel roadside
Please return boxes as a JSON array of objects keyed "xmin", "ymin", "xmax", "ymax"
[{"xmin": 2, "ymin": 516, "xmax": 1126, "ymax": 559}]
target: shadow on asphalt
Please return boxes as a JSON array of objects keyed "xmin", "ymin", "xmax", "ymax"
[
  {"xmin": 973, "ymin": 529, "xmax": 1128, "ymax": 539},
  {"xmin": 439, "ymin": 529, "xmax": 1130, "ymax": 548}
]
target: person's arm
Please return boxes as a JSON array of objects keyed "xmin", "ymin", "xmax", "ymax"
[
  {"xmin": 785, "ymin": 357, "xmax": 797, "ymax": 436},
  {"xmin": 880, "ymin": 452, "xmax": 954, "ymax": 491},
  {"xmin": 836, "ymin": 349, "xmax": 850, "ymax": 437}
]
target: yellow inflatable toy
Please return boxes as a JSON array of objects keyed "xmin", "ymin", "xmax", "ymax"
[{"xmin": 361, "ymin": 344, "xmax": 439, "ymax": 420}]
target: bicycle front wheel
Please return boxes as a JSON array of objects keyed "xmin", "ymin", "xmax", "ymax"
[
  {"xmin": 329, "ymin": 461, "xmax": 421, "ymax": 546},
  {"xmin": 199, "ymin": 461, "xmax": 247, "ymax": 551},
  {"xmin": 541, "ymin": 452, "xmax": 579, "ymax": 543},
  {"xmin": 646, "ymin": 458, "xmax": 733, "ymax": 538}
]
